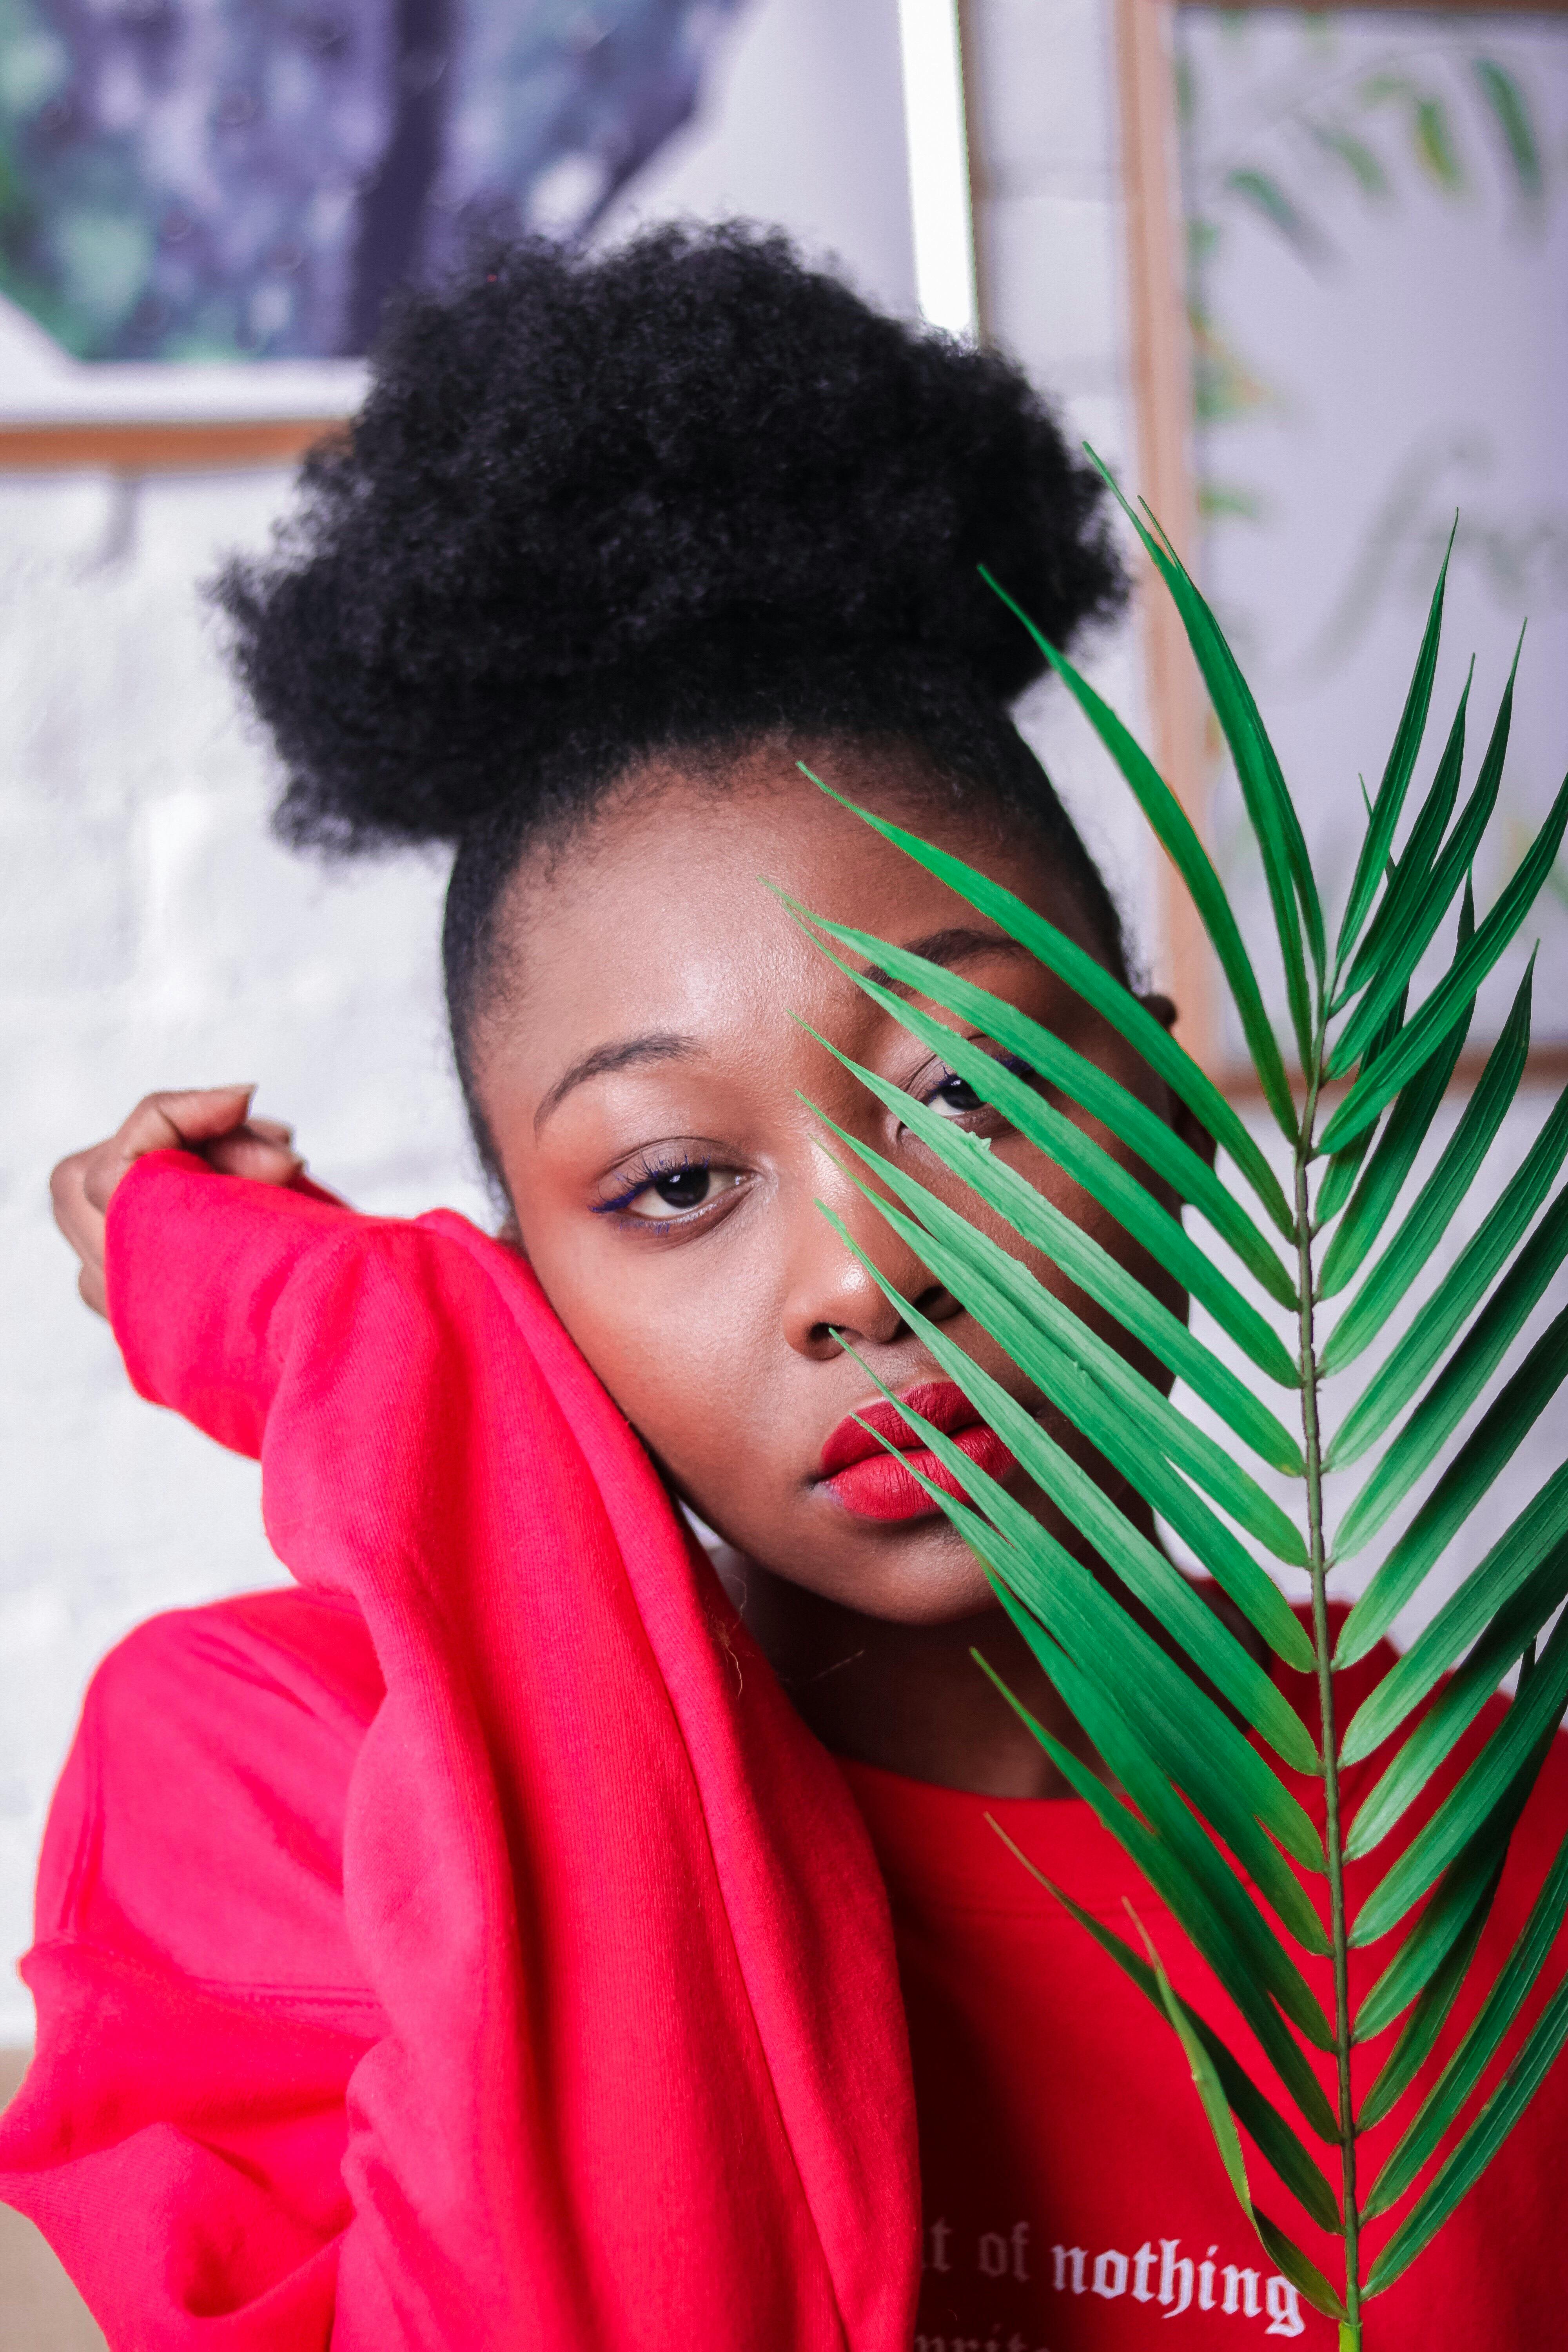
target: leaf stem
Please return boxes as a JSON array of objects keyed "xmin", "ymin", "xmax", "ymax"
[{"xmin": 1296, "ymin": 1058, "xmax": 1364, "ymax": 2342}]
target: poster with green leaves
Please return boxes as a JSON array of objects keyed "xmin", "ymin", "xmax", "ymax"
[{"xmin": 1177, "ymin": 7, "xmax": 1568, "ymax": 1065}]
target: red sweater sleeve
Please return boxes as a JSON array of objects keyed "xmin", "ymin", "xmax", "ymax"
[
  {"xmin": 7, "ymin": 1151, "xmax": 920, "ymax": 2352},
  {"xmin": 104, "ymin": 1150, "xmax": 358, "ymax": 1459}
]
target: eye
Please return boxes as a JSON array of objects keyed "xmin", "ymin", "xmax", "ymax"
[
  {"xmin": 621, "ymin": 1165, "xmax": 741, "ymax": 1219},
  {"xmin": 921, "ymin": 1053, "xmax": 1033, "ymax": 1120},
  {"xmin": 592, "ymin": 1150, "xmax": 748, "ymax": 1227},
  {"xmin": 927, "ymin": 1071, "xmax": 987, "ymax": 1118}
]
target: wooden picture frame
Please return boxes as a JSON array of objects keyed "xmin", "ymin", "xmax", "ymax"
[{"xmin": 0, "ymin": 419, "xmax": 336, "ymax": 473}]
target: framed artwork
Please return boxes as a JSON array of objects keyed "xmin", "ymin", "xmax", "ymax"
[
  {"xmin": 1117, "ymin": 0, "xmax": 1568, "ymax": 1087},
  {"xmin": 0, "ymin": 0, "xmax": 746, "ymax": 452}
]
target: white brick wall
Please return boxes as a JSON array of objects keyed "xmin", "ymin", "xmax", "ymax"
[{"xmin": 0, "ymin": 465, "xmax": 495, "ymax": 2039}]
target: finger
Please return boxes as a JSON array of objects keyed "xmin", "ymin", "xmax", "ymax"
[
  {"xmin": 81, "ymin": 1144, "xmax": 127, "ymax": 1218},
  {"xmin": 51, "ymin": 1151, "xmax": 107, "ymax": 1268},
  {"xmin": 203, "ymin": 1128, "xmax": 306, "ymax": 1186},
  {"xmin": 82, "ymin": 1086, "xmax": 258, "ymax": 1215},
  {"xmin": 78, "ymin": 1261, "xmax": 108, "ymax": 1319},
  {"xmin": 246, "ymin": 1116, "xmax": 295, "ymax": 1146},
  {"xmin": 120, "ymin": 1085, "xmax": 259, "ymax": 1156},
  {"xmin": 55, "ymin": 1189, "xmax": 106, "ymax": 1272}
]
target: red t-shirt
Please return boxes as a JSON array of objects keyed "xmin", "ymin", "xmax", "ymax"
[{"xmin": 844, "ymin": 1628, "xmax": 1568, "ymax": 2348}]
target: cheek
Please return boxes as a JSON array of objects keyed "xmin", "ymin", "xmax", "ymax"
[{"xmin": 516, "ymin": 1216, "xmax": 782, "ymax": 1484}]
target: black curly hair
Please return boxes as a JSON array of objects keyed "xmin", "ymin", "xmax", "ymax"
[{"xmin": 215, "ymin": 222, "xmax": 1129, "ymax": 1162}]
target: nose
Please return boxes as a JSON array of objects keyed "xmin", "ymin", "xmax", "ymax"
[{"xmin": 781, "ymin": 1155, "xmax": 963, "ymax": 1361}]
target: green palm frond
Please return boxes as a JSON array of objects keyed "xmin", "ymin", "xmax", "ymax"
[{"xmin": 790, "ymin": 457, "xmax": 1568, "ymax": 2343}]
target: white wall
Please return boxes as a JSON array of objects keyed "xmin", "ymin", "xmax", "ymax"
[{"xmin": 0, "ymin": 468, "xmax": 487, "ymax": 2038}]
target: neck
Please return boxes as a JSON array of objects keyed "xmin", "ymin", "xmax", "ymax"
[
  {"xmin": 725, "ymin": 1553, "xmax": 1106, "ymax": 1798},
  {"xmin": 714, "ymin": 1502, "xmax": 1260, "ymax": 1798}
]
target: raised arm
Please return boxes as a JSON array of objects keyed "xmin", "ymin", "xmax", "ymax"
[
  {"xmin": 51, "ymin": 1084, "xmax": 316, "ymax": 1310},
  {"xmin": 107, "ymin": 1149, "xmax": 355, "ymax": 1457},
  {"xmin": 29, "ymin": 1086, "xmax": 918, "ymax": 2349},
  {"xmin": 52, "ymin": 1085, "xmax": 355, "ymax": 1456}
]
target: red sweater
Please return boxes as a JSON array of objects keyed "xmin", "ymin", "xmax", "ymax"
[
  {"xmin": 2, "ymin": 1155, "xmax": 1565, "ymax": 2346},
  {"xmin": 1, "ymin": 1156, "xmax": 921, "ymax": 2348}
]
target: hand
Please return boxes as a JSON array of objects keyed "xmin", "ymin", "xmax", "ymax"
[{"xmin": 51, "ymin": 1086, "xmax": 306, "ymax": 1318}]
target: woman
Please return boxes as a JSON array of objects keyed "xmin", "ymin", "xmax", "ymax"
[{"xmin": 7, "ymin": 225, "xmax": 1566, "ymax": 2348}]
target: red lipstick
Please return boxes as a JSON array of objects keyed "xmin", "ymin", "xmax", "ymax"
[{"xmin": 817, "ymin": 1380, "xmax": 1016, "ymax": 1523}]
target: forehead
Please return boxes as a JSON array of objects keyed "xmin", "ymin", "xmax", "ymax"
[{"xmin": 475, "ymin": 742, "xmax": 1089, "ymax": 1081}]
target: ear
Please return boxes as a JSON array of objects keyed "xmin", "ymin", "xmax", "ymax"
[{"xmin": 1137, "ymin": 992, "xmax": 1219, "ymax": 1172}]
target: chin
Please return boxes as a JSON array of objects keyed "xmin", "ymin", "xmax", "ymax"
[
  {"xmin": 827, "ymin": 1523, "xmax": 1001, "ymax": 1628},
  {"xmin": 695, "ymin": 1494, "xmax": 1000, "ymax": 1628}
]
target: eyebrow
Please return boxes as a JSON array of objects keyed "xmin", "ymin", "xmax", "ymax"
[
  {"xmin": 859, "ymin": 924, "xmax": 1034, "ymax": 993},
  {"xmin": 532, "ymin": 931, "xmax": 1024, "ymax": 1132},
  {"xmin": 534, "ymin": 1032, "xmax": 698, "ymax": 1134}
]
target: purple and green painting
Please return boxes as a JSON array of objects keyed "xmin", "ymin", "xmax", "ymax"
[{"xmin": 0, "ymin": 0, "xmax": 744, "ymax": 361}]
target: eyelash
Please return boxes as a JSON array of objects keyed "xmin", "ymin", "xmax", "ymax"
[
  {"xmin": 590, "ymin": 1050, "xmax": 1036, "ymax": 1232},
  {"xmin": 590, "ymin": 1148, "xmax": 721, "ymax": 1227},
  {"xmin": 922, "ymin": 1050, "xmax": 1034, "ymax": 1117}
]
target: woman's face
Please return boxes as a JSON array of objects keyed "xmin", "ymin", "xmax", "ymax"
[{"xmin": 475, "ymin": 740, "xmax": 1198, "ymax": 1626}]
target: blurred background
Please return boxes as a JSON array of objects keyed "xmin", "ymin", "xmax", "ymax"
[{"xmin": 0, "ymin": 2, "xmax": 1564, "ymax": 2338}]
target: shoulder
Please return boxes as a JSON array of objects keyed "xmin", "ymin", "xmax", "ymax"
[
  {"xmin": 79, "ymin": 1585, "xmax": 384, "ymax": 1772},
  {"xmin": 39, "ymin": 1588, "xmax": 383, "ymax": 2001},
  {"xmin": 98, "ymin": 1581, "xmax": 381, "ymax": 1701}
]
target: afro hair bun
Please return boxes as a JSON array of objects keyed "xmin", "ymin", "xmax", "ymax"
[{"xmin": 217, "ymin": 222, "xmax": 1126, "ymax": 850}]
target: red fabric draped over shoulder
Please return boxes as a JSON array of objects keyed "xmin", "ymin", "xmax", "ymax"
[{"xmin": 0, "ymin": 1153, "xmax": 921, "ymax": 2350}]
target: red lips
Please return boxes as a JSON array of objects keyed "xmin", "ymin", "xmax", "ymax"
[{"xmin": 817, "ymin": 1381, "xmax": 1018, "ymax": 1523}]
